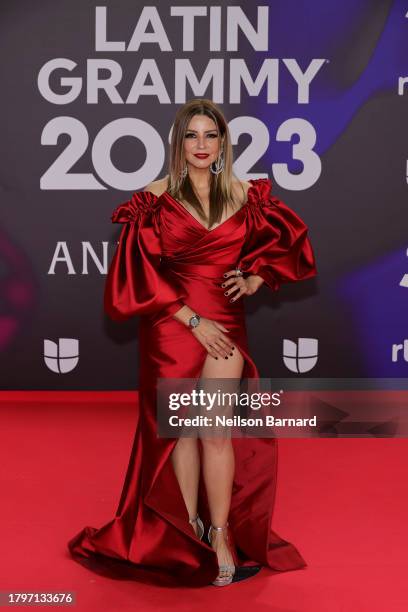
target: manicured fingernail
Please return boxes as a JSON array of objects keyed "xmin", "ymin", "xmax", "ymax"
[
  {"xmin": 229, "ymin": 353, "xmax": 233, "ymax": 356},
  {"xmin": 215, "ymin": 357, "xmax": 218, "ymax": 360},
  {"xmin": 232, "ymin": 346, "xmax": 235, "ymax": 350},
  {"xmin": 225, "ymin": 356, "xmax": 228, "ymax": 359},
  {"xmin": 221, "ymin": 284, "xmax": 225, "ymax": 287},
  {"xmin": 230, "ymin": 298, "xmax": 234, "ymax": 302},
  {"xmin": 223, "ymin": 273, "xmax": 227, "ymax": 277},
  {"xmin": 224, "ymin": 291, "xmax": 228, "ymax": 295}
]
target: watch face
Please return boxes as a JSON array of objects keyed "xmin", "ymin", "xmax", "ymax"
[{"xmin": 190, "ymin": 315, "xmax": 199, "ymax": 328}]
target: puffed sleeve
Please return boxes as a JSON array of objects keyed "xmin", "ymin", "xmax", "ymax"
[
  {"xmin": 237, "ymin": 178, "xmax": 317, "ymax": 290},
  {"xmin": 104, "ymin": 191, "xmax": 186, "ymax": 320}
]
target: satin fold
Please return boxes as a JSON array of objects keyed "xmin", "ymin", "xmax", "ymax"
[
  {"xmin": 237, "ymin": 178, "xmax": 317, "ymax": 290},
  {"xmin": 104, "ymin": 190, "xmax": 186, "ymax": 320}
]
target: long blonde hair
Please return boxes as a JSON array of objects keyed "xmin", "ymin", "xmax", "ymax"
[{"xmin": 166, "ymin": 98, "xmax": 244, "ymax": 228}]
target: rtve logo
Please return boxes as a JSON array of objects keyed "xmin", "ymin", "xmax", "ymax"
[
  {"xmin": 392, "ymin": 340, "xmax": 408, "ymax": 363},
  {"xmin": 283, "ymin": 338, "xmax": 318, "ymax": 373},
  {"xmin": 44, "ymin": 338, "xmax": 79, "ymax": 373}
]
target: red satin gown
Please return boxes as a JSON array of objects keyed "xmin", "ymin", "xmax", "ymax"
[{"xmin": 68, "ymin": 178, "xmax": 317, "ymax": 587}]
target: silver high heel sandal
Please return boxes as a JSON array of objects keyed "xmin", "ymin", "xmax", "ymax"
[
  {"xmin": 208, "ymin": 522, "xmax": 236, "ymax": 586},
  {"xmin": 189, "ymin": 514, "xmax": 204, "ymax": 540}
]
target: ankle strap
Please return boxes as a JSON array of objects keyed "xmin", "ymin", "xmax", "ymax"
[
  {"xmin": 210, "ymin": 521, "xmax": 229, "ymax": 531},
  {"xmin": 189, "ymin": 514, "xmax": 200, "ymax": 524}
]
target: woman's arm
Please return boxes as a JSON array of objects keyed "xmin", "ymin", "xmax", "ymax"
[{"xmin": 172, "ymin": 304, "xmax": 197, "ymax": 326}]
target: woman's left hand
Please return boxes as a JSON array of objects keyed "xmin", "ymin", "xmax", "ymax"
[{"xmin": 221, "ymin": 270, "xmax": 264, "ymax": 302}]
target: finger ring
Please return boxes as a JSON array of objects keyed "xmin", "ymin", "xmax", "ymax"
[{"xmin": 235, "ymin": 268, "xmax": 243, "ymax": 277}]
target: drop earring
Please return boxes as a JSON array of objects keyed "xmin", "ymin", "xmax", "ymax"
[
  {"xmin": 210, "ymin": 150, "xmax": 224, "ymax": 175},
  {"xmin": 180, "ymin": 164, "xmax": 188, "ymax": 179}
]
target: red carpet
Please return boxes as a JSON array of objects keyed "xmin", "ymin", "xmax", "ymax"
[{"xmin": 1, "ymin": 391, "xmax": 407, "ymax": 611}]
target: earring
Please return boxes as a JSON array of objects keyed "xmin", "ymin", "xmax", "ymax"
[
  {"xmin": 210, "ymin": 150, "xmax": 224, "ymax": 175},
  {"xmin": 180, "ymin": 164, "xmax": 188, "ymax": 179}
]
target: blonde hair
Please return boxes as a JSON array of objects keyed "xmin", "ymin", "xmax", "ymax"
[{"xmin": 166, "ymin": 98, "xmax": 244, "ymax": 228}]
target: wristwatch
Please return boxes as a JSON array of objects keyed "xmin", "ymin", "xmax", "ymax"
[{"xmin": 188, "ymin": 313, "xmax": 201, "ymax": 329}]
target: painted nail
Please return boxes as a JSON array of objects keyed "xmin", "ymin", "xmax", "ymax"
[
  {"xmin": 229, "ymin": 352, "xmax": 233, "ymax": 356},
  {"xmin": 224, "ymin": 291, "xmax": 228, "ymax": 295},
  {"xmin": 223, "ymin": 273, "xmax": 227, "ymax": 277},
  {"xmin": 221, "ymin": 284, "xmax": 225, "ymax": 287},
  {"xmin": 230, "ymin": 298, "xmax": 234, "ymax": 302},
  {"xmin": 215, "ymin": 357, "xmax": 218, "ymax": 360},
  {"xmin": 225, "ymin": 356, "xmax": 228, "ymax": 359},
  {"xmin": 232, "ymin": 346, "xmax": 235, "ymax": 350}
]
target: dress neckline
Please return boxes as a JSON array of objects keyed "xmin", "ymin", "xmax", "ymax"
[{"xmin": 160, "ymin": 178, "xmax": 259, "ymax": 234}]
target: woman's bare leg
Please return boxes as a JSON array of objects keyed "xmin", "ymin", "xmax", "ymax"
[
  {"xmin": 170, "ymin": 437, "xmax": 201, "ymax": 536},
  {"xmin": 200, "ymin": 348, "xmax": 245, "ymax": 571},
  {"xmin": 170, "ymin": 347, "xmax": 244, "ymax": 548}
]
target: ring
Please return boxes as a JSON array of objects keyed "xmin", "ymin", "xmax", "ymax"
[{"xmin": 235, "ymin": 268, "xmax": 243, "ymax": 277}]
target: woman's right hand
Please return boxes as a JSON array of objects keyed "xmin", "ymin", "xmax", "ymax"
[{"xmin": 191, "ymin": 317, "xmax": 235, "ymax": 359}]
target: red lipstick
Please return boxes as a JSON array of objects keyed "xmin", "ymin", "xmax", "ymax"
[{"xmin": 194, "ymin": 154, "xmax": 209, "ymax": 159}]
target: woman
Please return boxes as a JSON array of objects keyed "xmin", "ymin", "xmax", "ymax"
[{"xmin": 68, "ymin": 98, "xmax": 317, "ymax": 587}]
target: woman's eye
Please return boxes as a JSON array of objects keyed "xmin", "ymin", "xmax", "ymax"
[{"xmin": 185, "ymin": 133, "xmax": 218, "ymax": 138}]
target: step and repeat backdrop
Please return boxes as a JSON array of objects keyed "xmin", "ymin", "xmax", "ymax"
[{"xmin": 1, "ymin": 0, "xmax": 407, "ymax": 389}]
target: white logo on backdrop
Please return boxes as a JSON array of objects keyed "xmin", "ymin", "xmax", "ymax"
[
  {"xmin": 44, "ymin": 338, "xmax": 79, "ymax": 373},
  {"xmin": 47, "ymin": 242, "xmax": 111, "ymax": 274},
  {"xmin": 283, "ymin": 338, "xmax": 318, "ymax": 373},
  {"xmin": 391, "ymin": 340, "xmax": 408, "ymax": 363},
  {"xmin": 37, "ymin": 6, "xmax": 326, "ymax": 191},
  {"xmin": 399, "ymin": 247, "xmax": 408, "ymax": 287}
]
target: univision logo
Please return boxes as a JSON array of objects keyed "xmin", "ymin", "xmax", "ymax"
[
  {"xmin": 283, "ymin": 338, "xmax": 318, "ymax": 373},
  {"xmin": 44, "ymin": 338, "xmax": 79, "ymax": 373}
]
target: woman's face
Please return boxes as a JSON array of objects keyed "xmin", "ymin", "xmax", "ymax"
[{"xmin": 183, "ymin": 114, "xmax": 222, "ymax": 172}]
